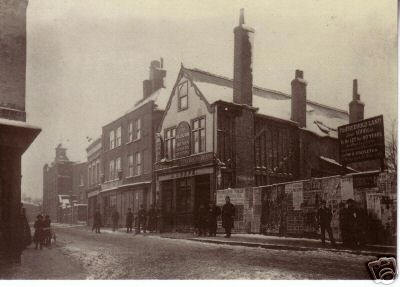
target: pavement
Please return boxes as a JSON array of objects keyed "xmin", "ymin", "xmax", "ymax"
[{"xmin": 0, "ymin": 223, "xmax": 382, "ymax": 279}]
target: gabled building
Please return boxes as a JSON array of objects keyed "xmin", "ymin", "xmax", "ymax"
[{"xmin": 154, "ymin": 10, "xmax": 358, "ymax": 231}]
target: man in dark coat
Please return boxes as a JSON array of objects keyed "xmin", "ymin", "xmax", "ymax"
[
  {"xmin": 338, "ymin": 202, "xmax": 349, "ymax": 246},
  {"xmin": 317, "ymin": 200, "xmax": 336, "ymax": 247},
  {"xmin": 93, "ymin": 208, "xmax": 102, "ymax": 234},
  {"xmin": 42, "ymin": 215, "xmax": 51, "ymax": 247},
  {"xmin": 196, "ymin": 204, "xmax": 208, "ymax": 236},
  {"xmin": 345, "ymin": 199, "xmax": 358, "ymax": 248},
  {"xmin": 207, "ymin": 201, "xmax": 220, "ymax": 237},
  {"xmin": 137, "ymin": 204, "xmax": 147, "ymax": 234},
  {"xmin": 147, "ymin": 204, "xmax": 157, "ymax": 233},
  {"xmin": 222, "ymin": 196, "xmax": 235, "ymax": 238},
  {"xmin": 33, "ymin": 214, "xmax": 44, "ymax": 250},
  {"xmin": 126, "ymin": 208, "xmax": 134, "ymax": 233},
  {"xmin": 111, "ymin": 208, "xmax": 119, "ymax": 232}
]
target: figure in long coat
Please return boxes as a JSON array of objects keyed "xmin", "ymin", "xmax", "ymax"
[
  {"xmin": 207, "ymin": 202, "xmax": 220, "ymax": 237},
  {"xmin": 126, "ymin": 208, "xmax": 134, "ymax": 233},
  {"xmin": 33, "ymin": 214, "xmax": 44, "ymax": 250},
  {"xmin": 222, "ymin": 196, "xmax": 235, "ymax": 238},
  {"xmin": 93, "ymin": 209, "xmax": 102, "ymax": 234}
]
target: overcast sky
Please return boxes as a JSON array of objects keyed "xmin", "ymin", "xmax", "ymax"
[{"xmin": 23, "ymin": 0, "xmax": 397, "ymax": 199}]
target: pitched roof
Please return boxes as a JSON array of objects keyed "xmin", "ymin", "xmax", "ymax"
[
  {"xmin": 133, "ymin": 87, "xmax": 169, "ymax": 111},
  {"xmin": 182, "ymin": 66, "xmax": 349, "ymax": 138}
]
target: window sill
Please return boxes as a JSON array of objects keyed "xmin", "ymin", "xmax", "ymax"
[
  {"xmin": 126, "ymin": 138, "xmax": 141, "ymax": 145},
  {"xmin": 178, "ymin": 107, "xmax": 188, "ymax": 112}
]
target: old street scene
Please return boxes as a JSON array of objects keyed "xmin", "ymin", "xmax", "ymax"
[{"xmin": 0, "ymin": 0, "xmax": 397, "ymax": 281}]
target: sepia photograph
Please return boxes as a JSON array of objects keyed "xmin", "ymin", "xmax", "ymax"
[{"xmin": 0, "ymin": 0, "xmax": 397, "ymax": 283}]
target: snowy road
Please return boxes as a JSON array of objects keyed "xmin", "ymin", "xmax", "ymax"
[{"xmin": 6, "ymin": 225, "xmax": 377, "ymax": 279}]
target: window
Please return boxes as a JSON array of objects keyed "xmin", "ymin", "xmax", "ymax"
[
  {"xmin": 110, "ymin": 130, "xmax": 115, "ymax": 149},
  {"xmin": 92, "ymin": 162, "xmax": 96, "ymax": 184},
  {"xmin": 135, "ymin": 118, "xmax": 141, "ymax": 140},
  {"xmin": 178, "ymin": 81, "xmax": 188, "ymax": 110},
  {"xmin": 109, "ymin": 159, "xmax": 115, "ymax": 180},
  {"xmin": 80, "ymin": 173, "xmax": 84, "ymax": 186},
  {"xmin": 96, "ymin": 160, "xmax": 100, "ymax": 183},
  {"xmin": 115, "ymin": 157, "xmax": 121, "ymax": 175},
  {"xmin": 135, "ymin": 152, "xmax": 142, "ymax": 176},
  {"xmin": 128, "ymin": 122, "xmax": 133, "ymax": 142},
  {"xmin": 192, "ymin": 117, "xmax": 206, "ymax": 154},
  {"xmin": 164, "ymin": 127, "xmax": 176, "ymax": 159},
  {"xmin": 116, "ymin": 126, "xmax": 121, "ymax": 147},
  {"xmin": 128, "ymin": 154, "xmax": 134, "ymax": 177},
  {"xmin": 88, "ymin": 165, "xmax": 91, "ymax": 186}
]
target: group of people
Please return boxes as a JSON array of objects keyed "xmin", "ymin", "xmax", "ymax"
[
  {"xmin": 33, "ymin": 214, "xmax": 53, "ymax": 250},
  {"xmin": 195, "ymin": 196, "xmax": 236, "ymax": 238},
  {"xmin": 317, "ymin": 198, "xmax": 369, "ymax": 248},
  {"xmin": 92, "ymin": 204, "xmax": 160, "ymax": 234},
  {"xmin": 90, "ymin": 197, "xmax": 237, "ymax": 238}
]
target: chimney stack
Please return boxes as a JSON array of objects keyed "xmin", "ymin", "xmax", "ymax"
[
  {"xmin": 233, "ymin": 9, "xmax": 255, "ymax": 106},
  {"xmin": 143, "ymin": 59, "xmax": 167, "ymax": 99},
  {"xmin": 349, "ymin": 79, "xmax": 364, "ymax": 123},
  {"xmin": 291, "ymin": 69, "xmax": 308, "ymax": 127}
]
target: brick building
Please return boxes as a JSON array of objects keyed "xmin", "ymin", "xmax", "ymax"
[
  {"xmin": 0, "ymin": 0, "xmax": 41, "ymax": 263},
  {"xmin": 86, "ymin": 137, "xmax": 102, "ymax": 226},
  {"xmin": 154, "ymin": 10, "xmax": 359, "ymax": 231},
  {"xmin": 42, "ymin": 144, "xmax": 74, "ymax": 222},
  {"xmin": 90, "ymin": 59, "xmax": 167, "ymax": 227}
]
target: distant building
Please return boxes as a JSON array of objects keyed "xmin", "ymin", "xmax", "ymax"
[
  {"xmin": 42, "ymin": 144, "xmax": 74, "ymax": 222},
  {"xmin": 72, "ymin": 161, "xmax": 88, "ymax": 204},
  {"xmin": 0, "ymin": 0, "xmax": 41, "ymax": 263},
  {"xmin": 154, "ymin": 10, "xmax": 359, "ymax": 231}
]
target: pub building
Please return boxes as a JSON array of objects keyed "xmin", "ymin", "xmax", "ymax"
[
  {"xmin": 92, "ymin": 59, "xmax": 168, "ymax": 226},
  {"xmin": 154, "ymin": 9, "xmax": 363, "ymax": 232}
]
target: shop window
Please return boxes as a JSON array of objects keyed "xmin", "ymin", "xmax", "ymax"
[
  {"xmin": 192, "ymin": 117, "xmax": 205, "ymax": 154},
  {"xmin": 164, "ymin": 127, "xmax": 176, "ymax": 159},
  {"xmin": 178, "ymin": 81, "xmax": 188, "ymax": 111},
  {"xmin": 177, "ymin": 178, "xmax": 191, "ymax": 212}
]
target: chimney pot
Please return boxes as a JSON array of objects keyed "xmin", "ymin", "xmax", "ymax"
[
  {"xmin": 239, "ymin": 8, "xmax": 245, "ymax": 26},
  {"xmin": 291, "ymin": 69, "xmax": 307, "ymax": 127},
  {"xmin": 295, "ymin": 69, "xmax": 303, "ymax": 79}
]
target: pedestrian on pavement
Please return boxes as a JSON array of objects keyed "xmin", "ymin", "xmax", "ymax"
[
  {"xmin": 338, "ymin": 202, "xmax": 349, "ymax": 246},
  {"xmin": 93, "ymin": 208, "xmax": 102, "ymax": 234},
  {"xmin": 207, "ymin": 201, "xmax": 220, "ymax": 237},
  {"xmin": 148, "ymin": 204, "xmax": 157, "ymax": 233},
  {"xmin": 33, "ymin": 214, "xmax": 44, "ymax": 250},
  {"xmin": 42, "ymin": 215, "xmax": 52, "ymax": 247},
  {"xmin": 126, "ymin": 208, "xmax": 134, "ymax": 233},
  {"xmin": 317, "ymin": 200, "xmax": 336, "ymax": 247},
  {"xmin": 20, "ymin": 204, "xmax": 32, "ymax": 248},
  {"xmin": 137, "ymin": 204, "xmax": 147, "ymax": 234},
  {"xmin": 196, "ymin": 204, "xmax": 208, "ymax": 236},
  {"xmin": 222, "ymin": 196, "xmax": 235, "ymax": 238},
  {"xmin": 354, "ymin": 201, "xmax": 367, "ymax": 247},
  {"xmin": 345, "ymin": 199, "xmax": 358, "ymax": 248},
  {"xmin": 112, "ymin": 208, "xmax": 120, "ymax": 232}
]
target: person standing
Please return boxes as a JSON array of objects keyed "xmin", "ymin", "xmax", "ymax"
[
  {"xmin": 126, "ymin": 208, "xmax": 134, "ymax": 233},
  {"xmin": 93, "ymin": 208, "xmax": 102, "ymax": 234},
  {"xmin": 207, "ymin": 201, "xmax": 220, "ymax": 237},
  {"xmin": 222, "ymin": 196, "xmax": 235, "ymax": 238},
  {"xmin": 338, "ymin": 202, "xmax": 349, "ymax": 246},
  {"xmin": 42, "ymin": 215, "xmax": 51, "ymax": 247},
  {"xmin": 111, "ymin": 208, "xmax": 120, "ymax": 232},
  {"xmin": 196, "ymin": 204, "xmax": 208, "ymax": 236},
  {"xmin": 317, "ymin": 200, "xmax": 336, "ymax": 247},
  {"xmin": 137, "ymin": 204, "xmax": 147, "ymax": 234},
  {"xmin": 33, "ymin": 215, "xmax": 44, "ymax": 250},
  {"xmin": 20, "ymin": 205, "xmax": 32, "ymax": 248},
  {"xmin": 148, "ymin": 204, "xmax": 157, "ymax": 233}
]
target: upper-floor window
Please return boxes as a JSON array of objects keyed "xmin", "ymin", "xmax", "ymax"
[
  {"xmin": 110, "ymin": 130, "xmax": 115, "ymax": 149},
  {"xmin": 116, "ymin": 126, "xmax": 121, "ymax": 147},
  {"xmin": 88, "ymin": 165, "xmax": 92, "ymax": 186},
  {"xmin": 128, "ymin": 122, "xmax": 133, "ymax": 142},
  {"xmin": 134, "ymin": 118, "xmax": 141, "ymax": 140},
  {"xmin": 128, "ymin": 154, "xmax": 134, "ymax": 177},
  {"xmin": 115, "ymin": 157, "xmax": 121, "ymax": 179},
  {"xmin": 165, "ymin": 127, "xmax": 176, "ymax": 159},
  {"xmin": 80, "ymin": 173, "xmax": 84, "ymax": 186},
  {"xmin": 192, "ymin": 117, "xmax": 206, "ymax": 154},
  {"xmin": 178, "ymin": 82, "xmax": 188, "ymax": 111},
  {"xmin": 96, "ymin": 160, "xmax": 100, "ymax": 183},
  {"xmin": 109, "ymin": 159, "xmax": 115, "ymax": 180},
  {"xmin": 92, "ymin": 162, "xmax": 96, "ymax": 184},
  {"xmin": 135, "ymin": 152, "xmax": 142, "ymax": 176}
]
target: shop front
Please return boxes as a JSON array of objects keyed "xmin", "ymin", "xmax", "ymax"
[{"xmin": 155, "ymin": 152, "xmax": 216, "ymax": 232}]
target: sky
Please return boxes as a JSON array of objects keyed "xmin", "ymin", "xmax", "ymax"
[{"xmin": 23, "ymin": 0, "xmax": 397, "ymax": 199}]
